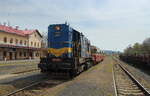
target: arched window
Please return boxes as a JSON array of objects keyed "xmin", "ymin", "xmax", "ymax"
[
  {"xmin": 4, "ymin": 37, "xmax": 7, "ymax": 43},
  {"xmin": 16, "ymin": 39, "xmax": 18, "ymax": 44},
  {"xmin": 34, "ymin": 42, "xmax": 36, "ymax": 47},
  {"xmin": 31, "ymin": 42, "xmax": 33, "ymax": 46},
  {"xmin": 24, "ymin": 41, "xmax": 27, "ymax": 45},
  {"xmin": 37, "ymin": 42, "xmax": 39, "ymax": 47},
  {"xmin": 10, "ymin": 38, "xmax": 13, "ymax": 43},
  {"xmin": 20, "ymin": 40, "xmax": 22, "ymax": 45}
]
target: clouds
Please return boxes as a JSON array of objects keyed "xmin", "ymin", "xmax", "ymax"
[{"xmin": 0, "ymin": 0, "xmax": 150, "ymax": 51}]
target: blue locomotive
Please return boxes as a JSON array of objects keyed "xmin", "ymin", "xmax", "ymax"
[{"xmin": 38, "ymin": 23, "xmax": 93, "ymax": 77}]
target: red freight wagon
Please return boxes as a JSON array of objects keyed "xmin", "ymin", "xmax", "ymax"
[{"xmin": 92, "ymin": 54, "xmax": 104, "ymax": 65}]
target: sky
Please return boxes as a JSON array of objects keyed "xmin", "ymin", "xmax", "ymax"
[{"xmin": 0, "ymin": 0, "xmax": 150, "ymax": 51}]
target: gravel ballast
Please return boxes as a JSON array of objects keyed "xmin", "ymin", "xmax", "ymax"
[{"xmin": 118, "ymin": 59, "xmax": 150, "ymax": 92}]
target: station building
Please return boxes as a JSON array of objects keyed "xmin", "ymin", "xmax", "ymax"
[{"xmin": 0, "ymin": 24, "xmax": 43, "ymax": 60}]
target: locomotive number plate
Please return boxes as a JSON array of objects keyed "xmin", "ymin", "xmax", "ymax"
[{"xmin": 52, "ymin": 58, "xmax": 62, "ymax": 62}]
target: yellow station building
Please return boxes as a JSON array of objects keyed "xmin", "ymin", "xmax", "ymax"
[{"xmin": 0, "ymin": 24, "xmax": 44, "ymax": 60}]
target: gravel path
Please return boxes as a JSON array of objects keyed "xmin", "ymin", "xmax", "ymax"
[{"xmin": 43, "ymin": 56, "xmax": 115, "ymax": 96}]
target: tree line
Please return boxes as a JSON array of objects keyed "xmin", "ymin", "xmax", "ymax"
[{"xmin": 124, "ymin": 37, "xmax": 150, "ymax": 55}]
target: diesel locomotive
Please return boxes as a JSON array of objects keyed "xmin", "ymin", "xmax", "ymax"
[{"xmin": 38, "ymin": 24, "xmax": 93, "ymax": 76}]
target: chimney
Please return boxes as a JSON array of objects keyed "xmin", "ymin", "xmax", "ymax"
[
  {"xmin": 7, "ymin": 21, "xmax": 10, "ymax": 26},
  {"xmin": 3, "ymin": 22, "xmax": 6, "ymax": 26},
  {"xmin": 15, "ymin": 26, "xmax": 19, "ymax": 30}
]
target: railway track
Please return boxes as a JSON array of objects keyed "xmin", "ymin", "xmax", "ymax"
[
  {"xmin": 113, "ymin": 63, "xmax": 150, "ymax": 96},
  {"xmin": 4, "ymin": 80, "xmax": 45, "ymax": 96},
  {"xmin": 3, "ymin": 74, "xmax": 69, "ymax": 96},
  {"xmin": 12, "ymin": 68, "xmax": 39, "ymax": 74}
]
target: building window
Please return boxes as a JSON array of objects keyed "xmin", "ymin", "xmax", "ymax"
[
  {"xmin": 4, "ymin": 37, "xmax": 7, "ymax": 43},
  {"xmin": 37, "ymin": 42, "xmax": 39, "ymax": 47},
  {"xmin": 31, "ymin": 42, "xmax": 33, "ymax": 46},
  {"xmin": 34, "ymin": 42, "xmax": 36, "ymax": 47},
  {"xmin": 16, "ymin": 39, "xmax": 18, "ymax": 44},
  {"xmin": 20, "ymin": 40, "xmax": 22, "ymax": 45},
  {"xmin": 24, "ymin": 41, "xmax": 27, "ymax": 45},
  {"xmin": 10, "ymin": 38, "xmax": 13, "ymax": 43}
]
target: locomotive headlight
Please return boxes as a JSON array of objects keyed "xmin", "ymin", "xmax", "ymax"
[{"xmin": 54, "ymin": 26, "xmax": 60, "ymax": 30}]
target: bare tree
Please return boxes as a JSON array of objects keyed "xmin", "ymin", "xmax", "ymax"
[{"xmin": 142, "ymin": 37, "xmax": 150, "ymax": 54}]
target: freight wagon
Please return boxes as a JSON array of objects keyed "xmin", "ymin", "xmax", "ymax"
[
  {"xmin": 91, "ymin": 46, "xmax": 104, "ymax": 65},
  {"xmin": 120, "ymin": 54, "xmax": 150, "ymax": 67}
]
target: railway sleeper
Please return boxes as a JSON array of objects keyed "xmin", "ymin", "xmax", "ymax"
[
  {"xmin": 119, "ymin": 92, "xmax": 145, "ymax": 96},
  {"xmin": 118, "ymin": 89, "xmax": 143, "ymax": 93},
  {"xmin": 118, "ymin": 87, "xmax": 140, "ymax": 90},
  {"xmin": 118, "ymin": 84, "xmax": 139, "ymax": 87}
]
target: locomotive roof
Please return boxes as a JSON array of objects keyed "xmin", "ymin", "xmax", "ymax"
[{"xmin": 48, "ymin": 23, "xmax": 90, "ymax": 42}]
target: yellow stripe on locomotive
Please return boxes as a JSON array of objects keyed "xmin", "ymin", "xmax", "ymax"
[{"xmin": 48, "ymin": 47, "xmax": 72, "ymax": 57}]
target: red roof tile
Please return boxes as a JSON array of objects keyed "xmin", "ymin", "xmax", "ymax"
[
  {"xmin": 22, "ymin": 30, "xmax": 35, "ymax": 35},
  {"xmin": 0, "ymin": 25, "xmax": 36, "ymax": 36}
]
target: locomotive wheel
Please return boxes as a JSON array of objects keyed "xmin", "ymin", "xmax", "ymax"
[
  {"xmin": 84, "ymin": 64, "xmax": 88, "ymax": 70},
  {"xmin": 69, "ymin": 69, "xmax": 78, "ymax": 78}
]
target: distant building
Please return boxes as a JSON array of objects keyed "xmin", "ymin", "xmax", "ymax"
[{"xmin": 0, "ymin": 24, "xmax": 43, "ymax": 60}]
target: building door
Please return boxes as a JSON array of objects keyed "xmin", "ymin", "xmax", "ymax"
[
  {"xmin": 29, "ymin": 52, "xmax": 33, "ymax": 59},
  {"xmin": 9, "ymin": 52, "xmax": 13, "ymax": 60},
  {"xmin": 3, "ymin": 51, "xmax": 7, "ymax": 60},
  {"xmin": 15, "ymin": 52, "xmax": 17, "ymax": 59}
]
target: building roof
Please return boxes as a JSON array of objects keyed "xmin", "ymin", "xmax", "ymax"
[
  {"xmin": 23, "ymin": 29, "xmax": 42, "ymax": 37},
  {"xmin": 0, "ymin": 25, "xmax": 26, "ymax": 36},
  {"xmin": 0, "ymin": 25, "xmax": 42, "ymax": 37}
]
